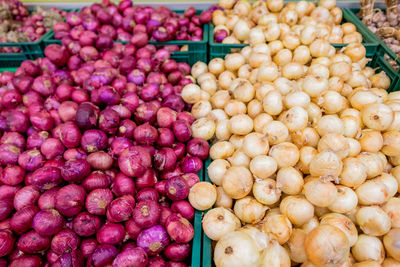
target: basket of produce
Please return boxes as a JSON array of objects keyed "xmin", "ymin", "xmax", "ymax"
[
  {"xmin": 208, "ymin": 0, "xmax": 380, "ymax": 59},
  {"xmin": 0, "ymin": 31, "xmax": 207, "ymax": 265},
  {"xmin": 43, "ymin": 0, "xmax": 212, "ymax": 66},
  {"xmin": 0, "ymin": 0, "xmax": 67, "ymax": 67}
]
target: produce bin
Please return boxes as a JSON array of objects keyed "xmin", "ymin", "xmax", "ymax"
[
  {"xmin": 0, "ymin": 30, "xmax": 53, "ymax": 68},
  {"xmin": 344, "ymin": 7, "xmax": 400, "ymax": 91},
  {"xmin": 208, "ymin": 8, "xmax": 380, "ymax": 60},
  {"xmin": 43, "ymin": 10, "xmax": 209, "ymax": 66}
]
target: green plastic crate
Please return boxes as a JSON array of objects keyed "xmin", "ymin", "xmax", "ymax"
[
  {"xmin": 0, "ymin": 30, "xmax": 53, "ymax": 68},
  {"xmin": 344, "ymin": 8, "xmax": 400, "ymax": 91},
  {"xmin": 0, "ymin": 67, "xmax": 18, "ymax": 73},
  {"xmin": 201, "ymin": 157, "xmax": 213, "ymax": 267},
  {"xmin": 209, "ymin": 8, "xmax": 379, "ymax": 59},
  {"xmin": 43, "ymin": 9, "xmax": 208, "ymax": 66}
]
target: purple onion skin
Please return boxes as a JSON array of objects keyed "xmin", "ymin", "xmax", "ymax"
[
  {"xmin": 165, "ymin": 176, "xmax": 189, "ymax": 201},
  {"xmin": 80, "ymin": 238, "xmax": 98, "ymax": 258},
  {"xmin": 165, "ymin": 243, "xmax": 191, "ymax": 261},
  {"xmin": 149, "ymin": 256, "xmax": 167, "ymax": 267},
  {"xmin": 181, "ymin": 156, "xmax": 203, "ymax": 174},
  {"xmin": 165, "ymin": 214, "xmax": 194, "ymax": 244},
  {"xmin": 112, "ymin": 247, "xmax": 148, "ymax": 267},
  {"xmin": 32, "ymin": 209, "xmax": 64, "ymax": 236},
  {"xmin": 171, "ymin": 201, "xmax": 194, "ymax": 220},
  {"xmin": 96, "ymin": 223, "xmax": 125, "ymax": 245},
  {"xmin": 137, "ymin": 225, "xmax": 170, "ymax": 255},
  {"xmin": 132, "ymin": 200, "xmax": 161, "ymax": 229},
  {"xmin": 61, "ymin": 159, "xmax": 91, "ymax": 183},
  {"xmin": 17, "ymin": 230, "xmax": 51, "ymax": 254},
  {"xmin": 73, "ymin": 212, "xmax": 101, "ymax": 237},
  {"xmin": 91, "ymin": 244, "xmax": 119, "ymax": 266},
  {"xmin": 50, "ymin": 229, "xmax": 80, "ymax": 255},
  {"xmin": 106, "ymin": 195, "xmax": 135, "ymax": 222}
]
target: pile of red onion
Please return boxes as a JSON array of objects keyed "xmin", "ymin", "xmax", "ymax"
[
  {"xmin": 0, "ymin": 0, "xmax": 66, "ymax": 53},
  {"xmin": 0, "ymin": 36, "xmax": 208, "ymax": 266},
  {"xmin": 52, "ymin": 0, "xmax": 212, "ymax": 45}
]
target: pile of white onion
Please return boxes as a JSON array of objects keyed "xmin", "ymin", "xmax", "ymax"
[
  {"xmin": 182, "ymin": 30, "xmax": 400, "ymax": 266},
  {"xmin": 212, "ymin": 0, "xmax": 362, "ymax": 45}
]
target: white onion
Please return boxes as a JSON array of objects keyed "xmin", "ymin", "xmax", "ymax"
[
  {"xmin": 356, "ymin": 176, "xmax": 390, "ymax": 205},
  {"xmin": 280, "ymin": 196, "xmax": 314, "ymax": 226},
  {"xmin": 320, "ymin": 90, "xmax": 347, "ymax": 114},
  {"xmin": 249, "ymin": 155, "xmax": 277, "ymax": 179},
  {"xmin": 234, "ymin": 196, "xmax": 268, "ymax": 224},
  {"xmin": 237, "ymin": 64, "xmax": 252, "ymax": 79},
  {"xmin": 191, "ymin": 61, "xmax": 208, "ymax": 78},
  {"xmin": 356, "ymin": 206, "xmax": 391, "ymax": 236},
  {"xmin": 276, "ymin": 166, "xmax": 304, "ymax": 195},
  {"xmin": 303, "ymin": 178, "xmax": 338, "ymax": 207},
  {"xmin": 320, "ymin": 213, "xmax": 357, "ymax": 247},
  {"xmin": 352, "ymin": 234, "xmax": 384, "ymax": 263},
  {"xmin": 181, "ymin": 84, "xmax": 202, "ymax": 104},
  {"xmin": 316, "ymin": 115, "xmax": 344, "ymax": 136},
  {"xmin": 362, "ymin": 103, "xmax": 394, "ymax": 131},
  {"xmin": 383, "ymin": 197, "xmax": 400, "ymax": 228},
  {"xmin": 211, "ymin": 90, "xmax": 231, "ymax": 109},
  {"xmin": 229, "ymin": 114, "xmax": 254, "ymax": 135},
  {"xmin": 262, "ymin": 120, "xmax": 289, "ymax": 145},
  {"xmin": 301, "ymin": 216, "xmax": 320, "ymax": 234},
  {"xmin": 309, "ymin": 151, "xmax": 343, "ymax": 178},
  {"xmin": 258, "ymin": 62, "xmax": 279, "ymax": 82},
  {"xmin": 214, "ymin": 231, "xmax": 260, "ymax": 267},
  {"xmin": 229, "ymin": 135, "xmax": 245, "ymax": 150},
  {"xmin": 328, "ymin": 185, "xmax": 358, "ymax": 214},
  {"xmin": 292, "ymin": 127, "xmax": 320, "ymax": 148},
  {"xmin": 262, "ymin": 90, "xmax": 283, "ymax": 115},
  {"xmin": 189, "ymin": 182, "xmax": 217, "ymax": 211},
  {"xmin": 302, "ymin": 75, "xmax": 328, "ymax": 97},
  {"xmin": 208, "ymin": 159, "xmax": 230, "ymax": 186},
  {"xmin": 262, "ymin": 212, "xmax": 292, "ymax": 245},
  {"xmin": 216, "ymin": 119, "xmax": 232, "ymax": 141},
  {"xmin": 242, "ymin": 132, "xmax": 269, "ymax": 158},
  {"xmin": 210, "ymin": 141, "xmax": 235, "ymax": 160},
  {"xmin": 297, "ymin": 146, "xmax": 318, "ymax": 174},
  {"xmin": 258, "ymin": 238, "xmax": 291, "ymax": 267},
  {"xmin": 224, "ymin": 100, "xmax": 247, "ymax": 116},
  {"xmin": 282, "ymin": 62, "xmax": 305, "ymax": 80},
  {"xmin": 228, "ymin": 149, "xmax": 250, "ymax": 167},
  {"xmin": 269, "ymin": 142, "xmax": 300, "ymax": 168},
  {"xmin": 273, "ymin": 49, "xmax": 293, "ymax": 66},
  {"xmin": 233, "ymin": 19, "xmax": 251, "ymax": 41},
  {"xmin": 254, "ymin": 113, "xmax": 273, "ymax": 133},
  {"xmin": 191, "ymin": 118, "xmax": 216, "ymax": 140},
  {"xmin": 253, "ymin": 178, "xmax": 281, "ymax": 205},
  {"xmin": 383, "ymin": 228, "xmax": 400, "ymax": 261},
  {"xmin": 192, "ymin": 100, "xmax": 212, "ymax": 119},
  {"xmin": 208, "ymin": 58, "xmax": 226, "ymax": 75},
  {"xmin": 293, "ymin": 45, "xmax": 312, "ymax": 65},
  {"xmin": 357, "ymin": 152, "xmax": 385, "ymax": 179},
  {"xmin": 305, "ymin": 225, "xmax": 350, "ymax": 267},
  {"xmin": 215, "ymin": 186, "xmax": 233, "ymax": 209},
  {"xmin": 247, "ymin": 99, "xmax": 263, "ymax": 118},
  {"xmin": 279, "ymin": 106, "xmax": 308, "ymax": 132},
  {"xmin": 238, "ymin": 226, "xmax": 270, "ymax": 252},
  {"xmin": 222, "ymin": 166, "xmax": 253, "ymax": 199},
  {"xmin": 285, "ymin": 228, "xmax": 307, "ymax": 263},
  {"xmin": 339, "ymin": 157, "xmax": 367, "ymax": 187}
]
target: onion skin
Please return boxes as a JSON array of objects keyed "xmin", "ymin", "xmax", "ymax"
[{"xmin": 165, "ymin": 214, "xmax": 194, "ymax": 244}]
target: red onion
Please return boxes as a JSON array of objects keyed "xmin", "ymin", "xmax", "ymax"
[
  {"xmin": 63, "ymin": 148, "xmax": 87, "ymax": 160},
  {"xmin": 99, "ymin": 108, "xmax": 120, "ymax": 135},
  {"xmin": 44, "ymin": 45, "xmax": 70, "ymax": 67},
  {"xmin": 53, "ymin": 250, "xmax": 84, "ymax": 267},
  {"xmin": 85, "ymin": 188, "xmax": 113, "ymax": 215},
  {"xmin": 91, "ymin": 244, "xmax": 118, "ymax": 266},
  {"xmin": 186, "ymin": 138, "xmax": 209, "ymax": 160},
  {"xmin": 172, "ymin": 143, "xmax": 186, "ymax": 160},
  {"xmin": 58, "ymin": 101, "xmax": 78, "ymax": 122},
  {"xmin": 10, "ymin": 255, "xmax": 43, "ymax": 267},
  {"xmin": 0, "ymin": 165, "xmax": 25, "ymax": 185},
  {"xmin": 118, "ymin": 146, "xmax": 151, "ymax": 177},
  {"xmin": 14, "ymin": 185, "xmax": 40, "ymax": 210},
  {"xmin": 155, "ymin": 180, "xmax": 168, "ymax": 196},
  {"xmin": 177, "ymin": 112, "xmax": 194, "ymax": 125},
  {"xmin": 30, "ymin": 166, "xmax": 62, "ymax": 191},
  {"xmin": 38, "ymin": 187, "xmax": 59, "ymax": 210},
  {"xmin": 0, "ymin": 230, "xmax": 14, "ymax": 257},
  {"xmin": 165, "ymin": 176, "xmax": 189, "ymax": 201},
  {"xmin": 112, "ymin": 173, "xmax": 135, "ymax": 196},
  {"xmin": 96, "ymin": 223, "xmax": 125, "ymax": 245},
  {"xmin": 0, "ymin": 144, "xmax": 21, "ymax": 165},
  {"xmin": 58, "ymin": 122, "xmax": 81, "ymax": 148},
  {"xmin": 181, "ymin": 173, "xmax": 200, "ymax": 189},
  {"xmin": 55, "ymin": 184, "xmax": 86, "ymax": 217},
  {"xmin": 17, "ymin": 230, "xmax": 51, "ymax": 254},
  {"xmin": 165, "ymin": 214, "xmax": 194, "ymax": 243},
  {"xmin": 80, "ymin": 238, "xmax": 98, "ymax": 258},
  {"xmin": 135, "ymin": 168, "xmax": 157, "ymax": 189},
  {"xmin": 51, "ymin": 229, "xmax": 80, "ymax": 255},
  {"xmin": 125, "ymin": 219, "xmax": 142, "ymax": 240},
  {"xmin": 149, "ymin": 256, "xmax": 167, "ymax": 267},
  {"xmin": 32, "ymin": 76, "xmax": 56, "ymax": 97},
  {"xmin": 132, "ymin": 200, "xmax": 161, "ymax": 228},
  {"xmin": 137, "ymin": 225, "xmax": 170, "ymax": 255},
  {"xmin": 157, "ymin": 107, "xmax": 177, "ymax": 128},
  {"xmin": 118, "ymin": 119, "xmax": 136, "ymax": 138},
  {"xmin": 61, "ymin": 159, "xmax": 91, "ymax": 183},
  {"xmin": 171, "ymin": 201, "xmax": 194, "ymax": 220},
  {"xmin": 157, "ymin": 128, "xmax": 175, "ymax": 147},
  {"xmin": 167, "ymin": 261, "xmax": 187, "ymax": 267},
  {"xmin": 81, "ymin": 129, "xmax": 107, "ymax": 153},
  {"xmin": 32, "ymin": 209, "xmax": 64, "ymax": 236},
  {"xmin": 73, "ymin": 212, "xmax": 101, "ymax": 237},
  {"xmin": 27, "ymin": 131, "xmax": 49, "ymax": 149},
  {"xmin": 134, "ymin": 123, "xmax": 158, "ymax": 145},
  {"xmin": 82, "ymin": 171, "xmax": 111, "ymax": 191},
  {"xmin": 0, "ymin": 199, "xmax": 12, "ymax": 221},
  {"xmin": 154, "ymin": 148, "xmax": 177, "ymax": 171},
  {"xmin": 135, "ymin": 102, "xmax": 158, "ymax": 124},
  {"xmin": 165, "ymin": 243, "xmax": 190, "ymax": 261},
  {"xmin": 87, "ymin": 151, "xmax": 113, "ymax": 170},
  {"xmin": 10, "ymin": 206, "xmax": 39, "ymax": 234},
  {"xmin": 172, "ymin": 120, "xmax": 191, "ymax": 142},
  {"xmin": 181, "ymin": 156, "xmax": 203, "ymax": 174},
  {"xmin": 214, "ymin": 29, "xmax": 228, "ymax": 43},
  {"xmin": 113, "ymin": 247, "xmax": 148, "ymax": 267},
  {"xmin": 159, "ymin": 206, "xmax": 173, "ymax": 226},
  {"xmin": 163, "ymin": 95, "xmax": 185, "ymax": 113},
  {"xmin": 136, "ymin": 188, "xmax": 160, "ymax": 202},
  {"xmin": 106, "ymin": 195, "xmax": 135, "ymax": 222},
  {"xmin": 40, "ymin": 138, "xmax": 64, "ymax": 160}
]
